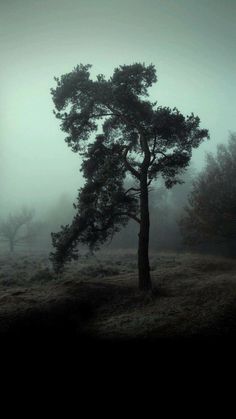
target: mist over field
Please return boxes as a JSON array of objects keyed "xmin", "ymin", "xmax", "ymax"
[
  {"xmin": 1, "ymin": 0, "xmax": 236, "ymax": 218},
  {"xmin": 1, "ymin": 0, "xmax": 236, "ymax": 342}
]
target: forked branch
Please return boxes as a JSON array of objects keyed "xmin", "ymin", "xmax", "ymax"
[{"xmin": 123, "ymin": 146, "xmax": 141, "ymax": 180}]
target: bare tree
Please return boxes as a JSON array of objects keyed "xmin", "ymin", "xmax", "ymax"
[{"xmin": 0, "ymin": 207, "xmax": 40, "ymax": 253}]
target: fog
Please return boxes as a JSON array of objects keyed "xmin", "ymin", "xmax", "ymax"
[
  {"xmin": 2, "ymin": 1, "xmax": 236, "ymax": 342},
  {"xmin": 1, "ymin": 0, "xmax": 236, "ymax": 238}
]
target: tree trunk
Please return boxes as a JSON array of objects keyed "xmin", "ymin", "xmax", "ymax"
[{"xmin": 138, "ymin": 174, "xmax": 152, "ymax": 291}]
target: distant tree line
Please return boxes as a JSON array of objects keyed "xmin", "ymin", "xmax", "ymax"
[{"xmin": 180, "ymin": 133, "xmax": 236, "ymax": 256}]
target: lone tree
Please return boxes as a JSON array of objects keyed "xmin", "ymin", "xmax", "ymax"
[
  {"xmin": 0, "ymin": 207, "xmax": 38, "ymax": 253},
  {"xmin": 180, "ymin": 133, "xmax": 236, "ymax": 253},
  {"xmin": 50, "ymin": 63, "xmax": 209, "ymax": 290}
]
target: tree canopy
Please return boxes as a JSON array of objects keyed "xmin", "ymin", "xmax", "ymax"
[
  {"xmin": 50, "ymin": 63, "xmax": 209, "ymax": 287},
  {"xmin": 180, "ymin": 133, "xmax": 236, "ymax": 247}
]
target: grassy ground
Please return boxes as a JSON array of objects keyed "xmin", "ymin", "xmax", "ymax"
[{"xmin": 1, "ymin": 250, "xmax": 236, "ymax": 341}]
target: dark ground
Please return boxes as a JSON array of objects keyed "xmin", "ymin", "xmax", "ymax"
[{"xmin": 1, "ymin": 251, "xmax": 236, "ymax": 347}]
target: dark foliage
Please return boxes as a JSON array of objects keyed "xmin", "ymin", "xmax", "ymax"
[
  {"xmin": 180, "ymin": 133, "xmax": 236, "ymax": 248},
  {"xmin": 51, "ymin": 136, "xmax": 138, "ymax": 272},
  {"xmin": 50, "ymin": 63, "xmax": 209, "ymax": 282}
]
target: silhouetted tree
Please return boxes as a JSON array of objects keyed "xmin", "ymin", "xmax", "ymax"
[
  {"xmin": 0, "ymin": 207, "xmax": 39, "ymax": 252},
  {"xmin": 180, "ymin": 133, "xmax": 236, "ymax": 252},
  {"xmin": 50, "ymin": 63, "xmax": 209, "ymax": 290}
]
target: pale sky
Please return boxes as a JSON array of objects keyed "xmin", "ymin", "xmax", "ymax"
[{"xmin": 1, "ymin": 0, "xmax": 235, "ymax": 217}]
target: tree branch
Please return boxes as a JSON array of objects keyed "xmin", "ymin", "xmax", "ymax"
[
  {"xmin": 91, "ymin": 112, "xmax": 119, "ymax": 118},
  {"xmin": 150, "ymin": 135, "xmax": 158, "ymax": 165},
  {"xmin": 127, "ymin": 213, "xmax": 141, "ymax": 224},
  {"xmin": 123, "ymin": 146, "xmax": 141, "ymax": 179},
  {"xmin": 156, "ymin": 150, "xmax": 168, "ymax": 158},
  {"xmin": 115, "ymin": 211, "xmax": 140, "ymax": 224},
  {"xmin": 125, "ymin": 187, "xmax": 141, "ymax": 195}
]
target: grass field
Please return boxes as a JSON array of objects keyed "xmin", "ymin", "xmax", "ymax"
[{"xmin": 1, "ymin": 249, "xmax": 236, "ymax": 341}]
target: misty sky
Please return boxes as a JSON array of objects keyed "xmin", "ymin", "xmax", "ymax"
[{"xmin": 1, "ymin": 0, "xmax": 235, "ymax": 217}]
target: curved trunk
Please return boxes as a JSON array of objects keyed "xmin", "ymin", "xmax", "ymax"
[{"xmin": 138, "ymin": 174, "xmax": 152, "ymax": 291}]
